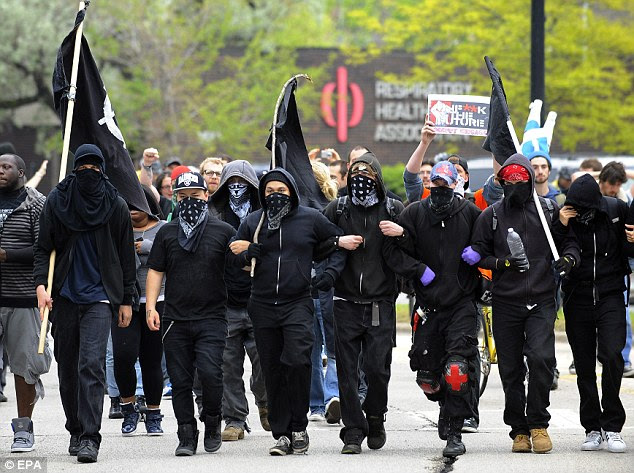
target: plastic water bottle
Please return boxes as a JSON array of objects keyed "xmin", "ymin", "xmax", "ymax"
[{"xmin": 507, "ymin": 228, "xmax": 529, "ymax": 271}]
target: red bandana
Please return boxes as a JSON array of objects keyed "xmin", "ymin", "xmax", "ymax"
[{"xmin": 499, "ymin": 164, "xmax": 530, "ymax": 182}]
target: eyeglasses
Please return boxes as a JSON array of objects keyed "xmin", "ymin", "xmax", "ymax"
[{"xmin": 203, "ymin": 170, "xmax": 222, "ymax": 177}]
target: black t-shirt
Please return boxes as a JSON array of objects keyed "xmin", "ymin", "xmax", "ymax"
[{"xmin": 148, "ymin": 216, "xmax": 236, "ymax": 321}]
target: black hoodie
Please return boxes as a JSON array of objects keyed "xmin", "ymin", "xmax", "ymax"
[
  {"xmin": 558, "ymin": 174, "xmax": 630, "ymax": 303},
  {"xmin": 323, "ymin": 152, "xmax": 405, "ymax": 303},
  {"xmin": 235, "ymin": 168, "xmax": 346, "ymax": 304},
  {"xmin": 470, "ymin": 154, "xmax": 580, "ymax": 306}
]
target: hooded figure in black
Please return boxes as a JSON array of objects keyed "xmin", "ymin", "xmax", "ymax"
[
  {"xmin": 208, "ymin": 160, "xmax": 270, "ymax": 438},
  {"xmin": 556, "ymin": 174, "xmax": 632, "ymax": 450},
  {"xmin": 381, "ymin": 161, "xmax": 481, "ymax": 458},
  {"xmin": 468, "ymin": 153, "xmax": 580, "ymax": 454},
  {"xmin": 33, "ymin": 144, "xmax": 136, "ymax": 462},
  {"xmin": 321, "ymin": 152, "xmax": 405, "ymax": 454},
  {"xmin": 231, "ymin": 167, "xmax": 346, "ymax": 456}
]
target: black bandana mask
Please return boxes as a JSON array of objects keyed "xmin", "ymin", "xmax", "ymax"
[
  {"xmin": 503, "ymin": 182, "xmax": 532, "ymax": 207},
  {"xmin": 177, "ymin": 197, "xmax": 208, "ymax": 252},
  {"xmin": 265, "ymin": 192, "xmax": 291, "ymax": 230},
  {"xmin": 429, "ymin": 186, "xmax": 454, "ymax": 213},
  {"xmin": 75, "ymin": 169, "xmax": 104, "ymax": 196},
  {"xmin": 228, "ymin": 182, "xmax": 250, "ymax": 221},
  {"xmin": 350, "ymin": 174, "xmax": 379, "ymax": 207},
  {"xmin": 576, "ymin": 207, "xmax": 596, "ymax": 226}
]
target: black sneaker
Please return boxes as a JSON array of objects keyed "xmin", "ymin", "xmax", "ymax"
[
  {"xmin": 108, "ymin": 397, "xmax": 123, "ymax": 419},
  {"xmin": 462, "ymin": 417, "xmax": 479, "ymax": 433},
  {"xmin": 203, "ymin": 415, "xmax": 222, "ymax": 453},
  {"xmin": 175, "ymin": 423, "xmax": 199, "ymax": 456},
  {"xmin": 68, "ymin": 434, "xmax": 81, "ymax": 456},
  {"xmin": 341, "ymin": 429, "xmax": 364, "ymax": 454},
  {"xmin": 291, "ymin": 430, "xmax": 309, "ymax": 454},
  {"xmin": 325, "ymin": 397, "xmax": 341, "ymax": 424},
  {"xmin": 269, "ymin": 436, "xmax": 292, "ymax": 456},
  {"xmin": 367, "ymin": 415, "xmax": 386, "ymax": 450},
  {"xmin": 77, "ymin": 439, "xmax": 99, "ymax": 463}
]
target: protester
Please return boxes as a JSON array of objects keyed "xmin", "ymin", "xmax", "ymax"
[
  {"xmin": 556, "ymin": 168, "xmax": 572, "ymax": 195},
  {"xmin": 403, "ymin": 120, "xmax": 436, "ymax": 203},
  {"xmin": 0, "ymin": 153, "xmax": 51, "ymax": 453},
  {"xmin": 154, "ymin": 172, "xmax": 173, "ymax": 219},
  {"xmin": 34, "ymin": 144, "xmax": 136, "ymax": 463},
  {"xmin": 347, "ymin": 146, "xmax": 370, "ymax": 164},
  {"xmin": 146, "ymin": 171, "xmax": 240, "ymax": 456},
  {"xmin": 556, "ymin": 174, "xmax": 631, "ymax": 453},
  {"xmin": 112, "ymin": 185, "xmax": 166, "ymax": 436},
  {"xmin": 598, "ymin": 162, "xmax": 628, "ymax": 201},
  {"xmin": 329, "ymin": 159, "xmax": 348, "ymax": 192},
  {"xmin": 230, "ymin": 168, "xmax": 346, "ymax": 456},
  {"xmin": 208, "ymin": 160, "xmax": 270, "ymax": 440},
  {"xmin": 321, "ymin": 153, "xmax": 404, "ymax": 454},
  {"xmin": 199, "ymin": 157, "xmax": 224, "ymax": 195},
  {"xmin": 163, "ymin": 158, "xmax": 182, "ymax": 173},
  {"xmin": 381, "ymin": 161, "xmax": 481, "ymax": 458},
  {"xmin": 469, "ymin": 154, "xmax": 580, "ymax": 454}
]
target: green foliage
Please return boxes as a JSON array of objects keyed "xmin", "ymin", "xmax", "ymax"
[{"xmin": 381, "ymin": 162, "xmax": 406, "ymax": 201}]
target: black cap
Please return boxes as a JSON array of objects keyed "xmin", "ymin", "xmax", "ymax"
[
  {"xmin": 173, "ymin": 171, "xmax": 207, "ymax": 191},
  {"xmin": 74, "ymin": 144, "xmax": 105, "ymax": 171},
  {"xmin": 448, "ymin": 154, "xmax": 468, "ymax": 174}
]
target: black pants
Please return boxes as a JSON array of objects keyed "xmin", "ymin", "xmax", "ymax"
[
  {"xmin": 493, "ymin": 299, "xmax": 556, "ymax": 439},
  {"xmin": 248, "ymin": 298, "xmax": 314, "ymax": 439},
  {"xmin": 564, "ymin": 293, "xmax": 626, "ymax": 433},
  {"xmin": 163, "ymin": 318, "xmax": 226, "ymax": 426},
  {"xmin": 334, "ymin": 300, "xmax": 394, "ymax": 438},
  {"xmin": 111, "ymin": 302, "xmax": 164, "ymax": 406},
  {"xmin": 409, "ymin": 301, "xmax": 478, "ymax": 419},
  {"xmin": 51, "ymin": 297, "xmax": 112, "ymax": 446}
]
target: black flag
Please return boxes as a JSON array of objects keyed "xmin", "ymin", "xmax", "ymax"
[
  {"xmin": 482, "ymin": 56, "xmax": 518, "ymax": 165},
  {"xmin": 265, "ymin": 76, "xmax": 329, "ymax": 210},
  {"xmin": 52, "ymin": 9, "xmax": 151, "ymax": 215}
]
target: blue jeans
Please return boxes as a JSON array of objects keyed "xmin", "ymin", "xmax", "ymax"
[
  {"xmin": 106, "ymin": 331, "xmax": 143, "ymax": 397},
  {"xmin": 310, "ymin": 295, "xmax": 338, "ymax": 414}
]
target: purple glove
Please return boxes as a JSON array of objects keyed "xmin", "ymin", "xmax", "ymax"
[
  {"xmin": 420, "ymin": 267, "xmax": 436, "ymax": 286},
  {"xmin": 461, "ymin": 246, "xmax": 481, "ymax": 266}
]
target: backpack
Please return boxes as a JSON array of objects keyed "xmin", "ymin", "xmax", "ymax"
[
  {"xmin": 334, "ymin": 195, "xmax": 399, "ymax": 224},
  {"xmin": 490, "ymin": 197, "xmax": 554, "ymax": 231}
]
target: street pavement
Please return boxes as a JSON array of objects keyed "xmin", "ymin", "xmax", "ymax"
[{"xmin": 0, "ymin": 332, "xmax": 632, "ymax": 473}]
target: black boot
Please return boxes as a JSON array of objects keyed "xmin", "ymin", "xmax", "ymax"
[
  {"xmin": 443, "ymin": 417, "xmax": 466, "ymax": 458},
  {"xmin": 203, "ymin": 415, "xmax": 222, "ymax": 453},
  {"xmin": 175, "ymin": 423, "xmax": 199, "ymax": 456},
  {"xmin": 437, "ymin": 403, "xmax": 448, "ymax": 440},
  {"xmin": 367, "ymin": 415, "xmax": 386, "ymax": 450}
]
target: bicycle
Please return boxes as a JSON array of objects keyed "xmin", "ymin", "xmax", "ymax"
[{"xmin": 478, "ymin": 304, "xmax": 497, "ymax": 396}]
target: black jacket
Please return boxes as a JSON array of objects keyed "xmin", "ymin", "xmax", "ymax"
[
  {"xmin": 389, "ymin": 196, "xmax": 481, "ymax": 310},
  {"xmin": 33, "ymin": 195, "xmax": 136, "ymax": 306},
  {"xmin": 235, "ymin": 168, "xmax": 345, "ymax": 305},
  {"xmin": 323, "ymin": 153, "xmax": 405, "ymax": 303},
  {"xmin": 559, "ymin": 174, "xmax": 631, "ymax": 304},
  {"xmin": 470, "ymin": 154, "xmax": 580, "ymax": 306}
]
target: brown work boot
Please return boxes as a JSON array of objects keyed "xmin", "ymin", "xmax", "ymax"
[
  {"xmin": 259, "ymin": 407, "xmax": 271, "ymax": 431},
  {"xmin": 221, "ymin": 425, "xmax": 244, "ymax": 441},
  {"xmin": 530, "ymin": 428, "xmax": 553, "ymax": 453},
  {"xmin": 512, "ymin": 434, "xmax": 532, "ymax": 453}
]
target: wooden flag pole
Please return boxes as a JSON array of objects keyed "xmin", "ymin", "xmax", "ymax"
[
  {"xmin": 38, "ymin": 1, "xmax": 87, "ymax": 354},
  {"xmin": 250, "ymin": 74, "xmax": 311, "ymax": 277}
]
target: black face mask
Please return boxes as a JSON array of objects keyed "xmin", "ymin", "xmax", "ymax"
[
  {"xmin": 350, "ymin": 174, "xmax": 379, "ymax": 207},
  {"xmin": 576, "ymin": 207, "xmax": 596, "ymax": 226},
  {"xmin": 503, "ymin": 182, "xmax": 532, "ymax": 206},
  {"xmin": 265, "ymin": 192, "xmax": 292, "ymax": 230},
  {"xmin": 429, "ymin": 186, "xmax": 454, "ymax": 213},
  {"xmin": 75, "ymin": 169, "xmax": 104, "ymax": 196}
]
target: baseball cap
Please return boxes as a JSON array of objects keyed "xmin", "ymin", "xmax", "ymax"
[
  {"xmin": 430, "ymin": 161, "xmax": 458, "ymax": 186},
  {"xmin": 165, "ymin": 157, "xmax": 182, "ymax": 168},
  {"xmin": 173, "ymin": 171, "xmax": 207, "ymax": 191},
  {"xmin": 448, "ymin": 155, "xmax": 468, "ymax": 174}
]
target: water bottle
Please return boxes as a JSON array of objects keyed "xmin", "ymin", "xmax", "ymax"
[{"xmin": 507, "ymin": 228, "xmax": 529, "ymax": 271}]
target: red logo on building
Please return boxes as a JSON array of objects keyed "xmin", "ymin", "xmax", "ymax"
[{"xmin": 321, "ymin": 66, "xmax": 364, "ymax": 143}]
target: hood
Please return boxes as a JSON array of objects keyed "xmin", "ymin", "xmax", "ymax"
[
  {"xmin": 346, "ymin": 152, "xmax": 387, "ymax": 201},
  {"xmin": 497, "ymin": 153, "xmax": 535, "ymax": 191},
  {"xmin": 564, "ymin": 173, "xmax": 602, "ymax": 210},
  {"xmin": 17, "ymin": 186, "xmax": 45, "ymax": 212},
  {"xmin": 73, "ymin": 144, "xmax": 106, "ymax": 172},
  {"xmin": 211, "ymin": 160, "xmax": 260, "ymax": 207},
  {"xmin": 258, "ymin": 167, "xmax": 300, "ymax": 210}
]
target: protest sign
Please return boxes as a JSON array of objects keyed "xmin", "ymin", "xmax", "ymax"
[{"xmin": 427, "ymin": 94, "xmax": 490, "ymax": 136}]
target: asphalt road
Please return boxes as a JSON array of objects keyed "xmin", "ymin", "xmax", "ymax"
[{"xmin": 0, "ymin": 332, "xmax": 632, "ymax": 473}]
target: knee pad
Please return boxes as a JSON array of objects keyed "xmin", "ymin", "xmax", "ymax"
[
  {"xmin": 416, "ymin": 370, "xmax": 440, "ymax": 395},
  {"xmin": 443, "ymin": 356, "xmax": 469, "ymax": 395}
]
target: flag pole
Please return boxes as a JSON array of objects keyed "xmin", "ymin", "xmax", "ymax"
[
  {"xmin": 250, "ymin": 74, "xmax": 311, "ymax": 277},
  {"xmin": 38, "ymin": 1, "xmax": 87, "ymax": 354}
]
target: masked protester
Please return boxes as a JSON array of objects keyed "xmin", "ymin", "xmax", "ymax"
[
  {"xmin": 34, "ymin": 144, "xmax": 136, "ymax": 463},
  {"xmin": 381, "ymin": 161, "xmax": 481, "ymax": 458},
  {"xmin": 230, "ymin": 168, "xmax": 346, "ymax": 456},
  {"xmin": 145, "ymin": 171, "xmax": 242, "ymax": 457},
  {"xmin": 208, "ymin": 161, "xmax": 270, "ymax": 440},
  {"xmin": 468, "ymin": 154, "xmax": 580, "ymax": 454},
  {"xmin": 321, "ymin": 153, "xmax": 405, "ymax": 455},
  {"xmin": 556, "ymin": 174, "xmax": 632, "ymax": 453}
]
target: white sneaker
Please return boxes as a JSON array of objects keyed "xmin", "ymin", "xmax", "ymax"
[
  {"xmin": 581, "ymin": 430, "xmax": 603, "ymax": 451},
  {"xmin": 605, "ymin": 431, "xmax": 626, "ymax": 453},
  {"xmin": 308, "ymin": 412, "xmax": 325, "ymax": 422}
]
